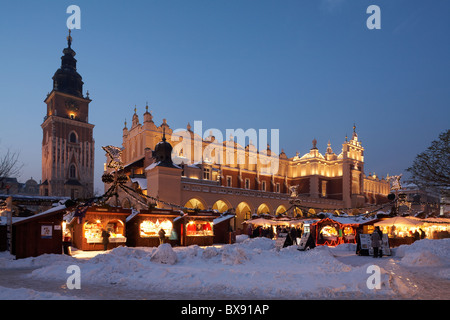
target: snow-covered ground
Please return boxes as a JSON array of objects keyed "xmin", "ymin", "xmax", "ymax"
[{"xmin": 0, "ymin": 236, "xmax": 449, "ymax": 300}]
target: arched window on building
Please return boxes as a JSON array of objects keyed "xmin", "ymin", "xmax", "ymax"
[
  {"xmin": 69, "ymin": 131, "xmax": 77, "ymax": 143},
  {"xmin": 69, "ymin": 164, "xmax": 77, "ymax": 179}
]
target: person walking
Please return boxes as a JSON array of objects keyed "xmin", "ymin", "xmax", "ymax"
[{"xmin": 371, "ymin": 226, "xmax": 382, "ymax": 258}]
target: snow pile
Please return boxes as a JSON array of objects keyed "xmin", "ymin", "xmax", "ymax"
[
  {"xmin": 22, "ymin": 238, "xmax": 396, "ymax": 299},
  {"xmin": 150, "ymin": 243, "xmax": 177, "ymax": 265},
  {"xmin": 235, "ymin": 234, "xmax": 249, "ymax": 243},
  {"xmin": 0, "ymin": 252, "xmax": 76, "ymax": 269},
  {"xmin": 395, "ymin": 239, "xmax": 450, "ymax": 267},
  {"xmin": 221, "ymin": 246, "xmax": 248, "ymax": 265},
  {"xmin": 5, "ymin": 237, "xmax": 450, "ymax": 299},
  {"xmin": 393, "ymin": 239, "xmax": 450, "ymax": 279}
]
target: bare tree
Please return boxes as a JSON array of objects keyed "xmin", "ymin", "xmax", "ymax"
[
  {"xmin": 406, "ymin": 129, "xmax": 450, "ymax": 196},
  {"xmin": 0, "ymin": 147, "xmax": 23, "ymax": 182}
]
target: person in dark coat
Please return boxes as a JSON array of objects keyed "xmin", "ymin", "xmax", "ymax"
[
  {"xmin": 101, "ymin": 229, "xmax": 110, "ymax": 251},
  {"xmin": 413, "ymin": 229, "xmax": 420, "ymax": 241},
  {"xmin": 419, "ymin": 228, "xmax": 426, "ymax": 239},
  {"xmin": 158, "ymin": 228, "xmax": 166, "ymax": 245},
  {"xmin": 289, "ymin": 227, "xmax": 298, "ymax": 246}
]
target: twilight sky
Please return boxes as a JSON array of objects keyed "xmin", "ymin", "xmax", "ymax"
[{"xmin": 0, "ymin": 0, "xmax": 449, "ymax": 193}]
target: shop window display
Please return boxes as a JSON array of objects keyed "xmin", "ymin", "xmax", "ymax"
[
  {"xmin": 84, "ymin": 220, "xmax": 103, "ymax": 243},
  {"xmin": 84, "ymin": 219, "xmax": 126, "ymax": 243},
  {"xmin": 140, "ymin": 219, "xmax": 173, "ymax": 238},
  {"xmin": 186, "ymin": 221, "xmax": 213, "ymax": 236},
  {"xmin": 320, "ymin": 225, "xmax": 338, "ymax": 241},
  {"xmin": 106, "ymin": 220, "xmax": 126, "ymax": 241},
  {"xmin": 343, "ymin": 226, "xmax": 355, "ymax": 240}
]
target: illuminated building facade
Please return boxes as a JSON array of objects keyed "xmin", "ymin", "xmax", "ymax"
[{"xmin": 104, "ymin": 107, "xmax": 390, "ymax": 230}]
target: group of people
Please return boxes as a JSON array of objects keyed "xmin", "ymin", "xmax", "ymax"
[
  {"xmin": 248, "ymin": 225, "xmax": 274, "ymax": 239},
  {"xmin": 413, "ymin": 228, "xmax": 427, "ymax": 241},
  {"xmin": 247, "ymin": 224, "xmax": 303, "ymax": 248}
]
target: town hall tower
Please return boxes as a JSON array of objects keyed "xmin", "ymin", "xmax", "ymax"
[{"xmin": 40, "ymin": 32, "xmax": 94, "ymax": 198}]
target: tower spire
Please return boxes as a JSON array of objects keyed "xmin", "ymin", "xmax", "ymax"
[
  {"xmin": 52, "ymin": 30, "xmax": 83, "ymax": 97},
  {"xmin": 67, "ymin": 29, "xmax": 72, "ymax": 48}
]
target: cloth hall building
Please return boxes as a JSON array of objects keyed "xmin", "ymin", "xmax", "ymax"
[{"xmin": 104, "ymin": 107, "xmax": 390, "ymax": 230}]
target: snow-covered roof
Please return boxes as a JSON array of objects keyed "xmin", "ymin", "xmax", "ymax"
[
  {"xmin": 125, "ymin": 208, "xmax": 140, "ymax": 223},
  {"xmin": 12, "ymin": 204, "xmax": 67, "ymax": 225},
  {"xmin": 131, "ymin": 177, "xmax": 147, "ymax": 190},
  {"xmin": 145, "ymin": 161, "xmax": 160, "ymax": 171},
  {"xmin": 317, "ymin": 212, "xmax": 377, "ymax": 225},
  {"xmin": 213, "ymin": 214, "xmax": 235, "ymax": 225}
]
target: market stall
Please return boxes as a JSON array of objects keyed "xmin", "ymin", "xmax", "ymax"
[
  {"xmin": 12, "ymin": 205, "xmax": 67, "ymax": 259},
  {"xmin": 70, "ymin": 206, "xmax": 131, "ymax": 251},
  {"xmin": 174, "ymin": 210, "xmax": 221, "ymax": 246},
  {"xmin": 212, "ymin": 213, "xmax": 236, "ymax": 244},
  {"xmin": 374, "ymin": 216, "xmax": 424, "ymax": 247},
  {"xmin": 411, "ymin": 217, "xmax": 450, "ymax": 240},
  {"xmin": 312, "ymin": 217, "xmax": 360, "ymax": 247},
  {"xmin": 125, "ymin": 208, "xmax": 182, "ymax": 247}
]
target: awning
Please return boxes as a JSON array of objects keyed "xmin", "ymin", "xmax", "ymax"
[{"xmin": 374, "ymin": 216, "xmax": 424, "ymax": 228}]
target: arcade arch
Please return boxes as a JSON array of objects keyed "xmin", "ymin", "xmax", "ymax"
[
  {"xmin": 275, "ymin": 205, "xmax": 287, "ymax": 215},
  {"xmin": 184, "ymin": 198, "xmax": 206, "ymax": 210},
  {"xmin": 235, "ymin": 202, "xmax": 252, "ymax": 231},
  {"xmin": 257, "ymin": 203, "xmax": 271, "ymax": 215},
  {"xmin": 212, "ymin": 199, "xmax": 231, "ymax": 213}
]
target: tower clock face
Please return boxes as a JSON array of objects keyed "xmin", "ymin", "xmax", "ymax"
[{"xmin": 65, "ymin": 99, "xmax": 79, "ymax": 112}]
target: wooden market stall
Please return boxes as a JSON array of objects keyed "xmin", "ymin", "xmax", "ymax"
[
  {"xmin": 212, "ymin": 213, "xmax": 236, "ymax": 244},
  {"xmin": 174, "ymin": 210, "xmax": 221, "ymax": 247},
  {"xmin": 125, "ymin": 208, "xmax": 183, "ymax": 247},
  {"xmin": 312, "ymin": 217, "xmax": 361, "ymax": 247},
  {"xmin": 374, "ymin": 216, "xmax": 450, "ymax": 247},
  {"xmin": 70, "ymin": 206, "xmax": 131, "ymax": 251},
  {"xmin": 420, "ymin": 217, "xmax": 450, "ymax": 239},
  {"xmin": 12, "ymin": 205, "xmax": 67, "ymax": 259}
]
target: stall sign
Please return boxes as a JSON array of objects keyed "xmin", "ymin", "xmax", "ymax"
[
  {"xmin": 41, "ymin": 225, "xmax": 53, "ymax": 239},
  {"xmin": 359, "ymin": 234, "xmax": 371, "ymax": 251},
  {"xmin": 297, "ymin": 232, "xmax": 310, "ymax": 251},
  {"xmin": 381, "ymin": 234, "xmax": 391, "ymax": 256}
]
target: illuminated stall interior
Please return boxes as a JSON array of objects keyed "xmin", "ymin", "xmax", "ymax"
[
  {"xmin": 125, "ymin": 208, "xmax": 181, "ymax": 247},
  {"xmin": 186, "ymin": 220, "xmax": 214, "ymax": 237},
  {"xmin": 70, "ymin": 206, "xmax": 131, "ymax": 251},
  {"xmin": 313, "ymin": 217, "xmax": 359, "ymax": 247},
  {"xmin": 140, "ymin": 219, "xmax": 173, "ymax": 238},
  {"xmin": 175, "ymin": 211, "xmax": 221, "ymax": 247}
]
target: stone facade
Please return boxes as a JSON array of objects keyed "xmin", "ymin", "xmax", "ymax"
[{"xmin": 104, "ymin": 108, "xmax": 390, "ymax": 230}]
